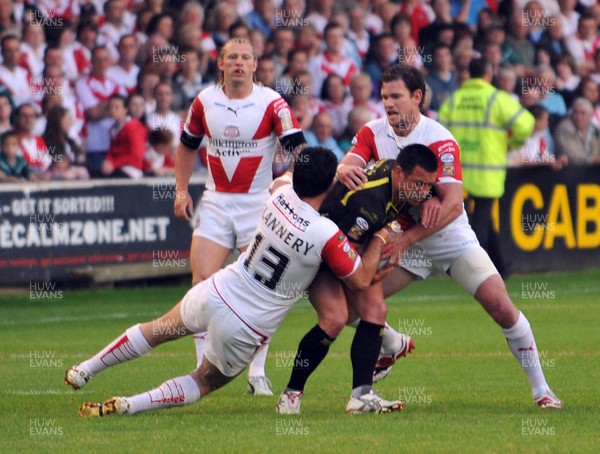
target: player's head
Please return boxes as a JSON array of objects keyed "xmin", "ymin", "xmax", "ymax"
[
  {"xmin": 394, "ymin": 144, "xmax": 438, "ymax": 206},
  {"xmin": 293, "ymin": 146, "xmax": 338, "ymax": 198},
  {"xmin": 380, "ymin": 64, "xmax": 426, "ymax": 134},
  {"xmin": 217, "ymin": 38, "xmax": 258, "ymax": 86}
]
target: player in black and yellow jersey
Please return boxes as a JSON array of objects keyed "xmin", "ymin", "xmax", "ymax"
[{"xmin": 277, "ymin": 143, "xmax": 441, "ymax": 414}]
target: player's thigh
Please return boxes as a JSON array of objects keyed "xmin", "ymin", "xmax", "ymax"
[
  {"xmin": 308, "ymin": 266, "xmax": 348, "ymax": 335},
  {"xmin": 346, "ymin": 281, "xmax": 386, "ymax": 324},
  {"xmin": 178, "ymin": 279, "xmax": 216, "ymax": 334},
  {"xmin": 382, "ymin": 266, "xmax": 417, "ymax": 298},
  {"xmin": 190, "ymin": 236, "xmax": 232, "ymax": 284},
  {"xmin": 204, "ymin": 301, "xmax": 268, "ymax": 378},
  {"xmin": 140, "ymin": 300, "xmax": 193, "ymax": 346},
  {"xmin": 231, "ymin": 191, "xmax": 270, "ymax": 250}
]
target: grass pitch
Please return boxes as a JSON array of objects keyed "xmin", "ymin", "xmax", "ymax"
[{"xmin": 1, "ymin": 269, "xmax": 599, "ymax": 453}]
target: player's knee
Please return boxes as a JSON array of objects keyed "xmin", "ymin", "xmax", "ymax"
[
  {"xmin": 318, "ymin": 315, "xmax": 346, "ymax": 338},
  {"xmin": 357, "ymin": 300, "xmax": 387, "ymax": 324}
]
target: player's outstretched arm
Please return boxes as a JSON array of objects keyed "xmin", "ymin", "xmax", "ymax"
[
  {"xmin": 174, "ymin": 142, "xmax": 196, "ymax": 221},
  {"xmin": 342, "ymin": 228, "xmax": 391, "ymax": 291},
  {"xmin": 336, "ymin": 153, "xmax": 368, "ymax": 191}
]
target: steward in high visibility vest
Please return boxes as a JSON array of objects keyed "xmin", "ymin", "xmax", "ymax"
[{"xmin": 438, "ymin": 59, "xmax": 534, "ymax": 198}]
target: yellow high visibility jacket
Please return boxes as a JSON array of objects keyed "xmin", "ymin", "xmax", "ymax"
[{"xmin": 438, "ymin": 78, "xmax": 534, "ymax": 198}]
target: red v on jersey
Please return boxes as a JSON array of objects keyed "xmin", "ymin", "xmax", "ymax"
[{"xmin": 208, "ymin": 155, "xmax": 263, "ymax": 193}]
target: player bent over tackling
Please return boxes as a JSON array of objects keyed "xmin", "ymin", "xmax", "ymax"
[{"xmin": 64, "ymin": 147, "xmax": 393, "ymax": 417}]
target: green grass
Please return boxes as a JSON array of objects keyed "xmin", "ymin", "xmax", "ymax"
[{"xmin": 1, "ymin": 270, "xmax": 599, "ymax": 453}]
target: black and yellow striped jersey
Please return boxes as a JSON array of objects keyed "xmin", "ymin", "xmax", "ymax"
[{"xmin": 320, "ymin": 159, "xmax": 410, "ymax": 245}]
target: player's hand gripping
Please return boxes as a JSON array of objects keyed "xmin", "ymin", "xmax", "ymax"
[
  {"xmin": 336, "ymin": 164, "xmax": 367, "ymax": 191},
  {"xmin": 419, "ymin": 196, "xmax": 442, "ymax": 228},
  {"xmin": 174, "ymin": 189, "xmax": 194, "ymax": 221}
]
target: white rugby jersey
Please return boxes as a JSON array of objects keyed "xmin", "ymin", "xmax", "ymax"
[
  {"xmin": 212, "ymin": 185, "xmax": 360, "ymax": 336},
  {"xmin": 349, "ymin": 114, "xmax": 472, "ymax": 234},
  {"xmin": 350, "ymin": 114, "xmax": 463, "ymax": 185},
  {"xmin": 183, "ymin": 84, "xmax": 302, "ymax": 194}
]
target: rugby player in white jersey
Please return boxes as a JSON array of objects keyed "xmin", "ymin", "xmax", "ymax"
[
  {"xmin": 173, "ymin": 38, "xmax": 307, "ymax": 395},
  {"xmin": 337, "ymin": 64, "xmax": 562, "ymax": 409},
  {"xmin": 67, "ymin": 147, "xmax": 395, "ymax": 417}
]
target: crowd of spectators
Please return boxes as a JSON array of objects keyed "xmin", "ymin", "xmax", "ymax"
[{"xmin": 1, "ymin": 0, "xmax": 600, "ymax": 183}]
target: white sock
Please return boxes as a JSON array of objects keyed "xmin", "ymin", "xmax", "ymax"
[
  {"xmin": 347, "ymin": 319, "xmax": 406, "ymax": 356},
  {"xmin": 501, "ymin": 312, "xmax": 549, "ymax": 395},
  {"xmin": 127, "ymin": 375, "xmax": 201, "ymax": 414},
  {"xmin": 193, "ymin": 332, "xmax": 208, "ymax": 369},
  {"xmin": 381, "ymin": 321, "xmax": 407, "ymax": 355},
  {"xmin": 248, "ymin": 344, "xmax": 269, "ymax": 377},
  {"xmin": 80, "ymin": 324, "xmax": 151, "ymax": 376}
]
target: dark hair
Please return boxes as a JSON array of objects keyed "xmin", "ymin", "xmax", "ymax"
[
  {"xmin": 0, "ymin": 129, "xmax": 18, "ymax": 145},
  {"xmin": 380, "ymin": 64, "xmax": 427, "ymax": 107},
  {"xmin": 148, "ymin": 128, "xmax": 173, "ymax": 146},
  {"xmin": 145, "ymin": 13, "xmax": 174, "ymax": 36},
  {"xmin": 469, "ymin": 57, "xmax": 492, "ymax": 78},
  {"xmin": 1, "ymin": 34, "xmax": 18, "ymax": 49},
  {"xmin": 76, "ymin": 21, "xmax": 97, "ymax": 39},
  {"xmin": 323, "ymin": 21, "xmax": 344, "ymax": 37},
  {"xmin": 527, "ymin": 104, "xmax": 548, "ymax": 119},
  {"xmin": 396, "ymin": 143, "xmax": 439, "ymax": 175},
  {"xmin": 108, "ymin": 94, "xmax": 127, "ymax": 105},
  {"xmin": 293, "ymin": 147, "xmax": 338, "ymax": 198},
  {"xmin": 320, "ymin": 74, "xmax": 344, "ymax": 100}
]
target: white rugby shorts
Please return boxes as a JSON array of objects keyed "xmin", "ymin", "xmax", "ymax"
[
  {"xmin": 180, "ymin": 278, "xmax": 268, "ymax": 377},
  {"xmin": 191, "ymin": 190, "xmax": 270, "ymax": 250}
]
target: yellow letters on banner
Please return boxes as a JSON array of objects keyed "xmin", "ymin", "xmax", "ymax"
[
  {"xmin": 577, "ymin": 184, "xmax": 600, "ymax": 249},
  {"xmin": 543, "ymin": 185, "xmax": 576, "ymax": 249},
  {"xmin": 511, "ymin": 184, "xmax": 543, "ymax": 251},
  {"xmin": 511, "ymin": 183, "xmax": 600, "ymax": 251}
]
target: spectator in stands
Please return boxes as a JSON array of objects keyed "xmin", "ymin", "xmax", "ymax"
[
  {"xmin": 283, "ymin": 49, "xmax": 309, "ymax": 79},
  {"xmin": 536, "ymin": 15, "xmax": 569, "ymax": 63},
  {"xmin": 14, "ymin": 103, "xmax": 51, "ymax": 177},
  {"xmin": 229, "ymin": 20, "xmax": 251, "ymax": 41},
  {"xmin": 523, "ymin": 1, "xmax": 546, "ymax": 46},
  {"xmin": 495, "ymin": 66, "xmax": 519, "ymax": 101},
  {"xmin": 295, "ymin": 24, "xmax": 320, "ymax": 60},
  {"xmin": 346, "ymin": 72, "xmax": 385, "ymax": 120},
  {"xmin": 0, "ymin": 93, "xmax": 13, "ymax": 135},
  {"xmin": 0, "ymin": 35, "xmax": 33, "ymax": 107},
  {"xmin": 420, "ymin": 0, "xmax": 469, "ymax": 50},
  {"xmin": 0, "ymin": 0, "xmax": 19, "ymax": 36},
  {"xmin": 98, "ymin": 0, "xmax": 136, "ymax": 62},
  {"xmin": 330, "ymin": 12, "xmax": 363, "ymax": 69},
  {"xmin": 558, "ymin": 0, "xmax": 580, "ymax": 38},
  {"xmin": 304, "ymin": 111, "xmax": 344, "ymax": 161},
  {"xmin": 481, "ymin": 42, "xmax": 503, "ymax": 77},
  {"xmin": 255, "ymin": 56, "xmax": 276, "ymax": 90},
  {"xmin": 0, "ymin": 130, "xmax": 32, "ymax": 182},
  {"xmin": 144, "ymin": 128, "xmax": 175, "ymax": 176},
  {"xmin": 172, "ymin": 48, "xmax": 205, "ymax": 113},
  {"xmin": 535, "ymin": 64, "xmax": 568, "ymax": 121},
  {"xmin": 249, "ymin": 28, "xmax": 267, "ymax": 59},
  {"xmin": 102, "ymin": 94, "xmax": 147, "ymax": 178},
  {"xmin": 347, "ymin": 5, "xmax": 371, "ymax": 60},
  {"xmin": 502, "ymin": 13, "xmax": 536, "ymax": 75},
  {"xmin": 565, "ymin": 13, "xmax": 600, "ymax": 76},
  {"xmin": 305, "ymin": 0, "xmax": 335, "ymax": 37},
  {"xmin": 107, "ymin": 34, "xmax": 140, "ymax": 95},
  {"xmin": 127, "ymin": 93, "xmax": 148, "ymax": 127},
  {"xmin": 508, "ymin": 104, "xmax": 557, "ymax": 168},
  {"xmin": 20, "ymin": 20, "xmax": 46, "ymax": 80},
  {"xmin": 320, "ymin": 74, "xmax": 348, "ymax": 139},
  {"xmin": 147, "ymin": 82, "xmax": 181, "ymax": 149},
  {"xmin": 75, "ymin": 45, "xmax": 125, "ymax": 177},
  {"xmin": 289, "ymin": 92, "xmax": 316, "ymax": 132},
  {"xmin": 270, "ymin": 28, "xmax": 295, "ymax": 77},
  {"xmin": 554, "ymin": 97, "xmax": 600, "ymax": 165},
  {"xmin": 43, "ymin": 105, "xmax": 85, "ymax": 167},
  {"xmin": 63, "ymin": 21, "xmax": 97, "ymax": 83},
  {"xmin": 307, "ymin": 21, "xmax": 359, "ymax": 97},
  {"xmin": 179, "ymin": 1, "xmax": 216, "ymax": 64},
  {"xmin": 210, "ymin": 1, "xmax": 238, "ymax": 48},
  {"xmin": 246, "ymin": 0, "xmax": 276, "ymax": 40},
  {"xmin": 555, "ymin": 53, "xmax": 581, "ymax": 107},
  {"xmin": 145, "ymin": 12, "xmax": 175, "ymax": 44},
  {"xmin": 137, "ymin": 67, "xmax": 160, "ymax": 117},
  {"xmin": 398, "ymin": 0, "xmax": 435, "ymax": 43},
  {"xmin": 338, "ymin": 106, "xmax": 373, "ymax": 153},
  {"xmin": 426, "ymin": 44, "xmax": 459, "ymax": 112},
  {"xmin": 364, "ymin": 33, "xmax": 396, "ymax": 99},
  {"xmin": 589, "ymin": 49, "xmax": 600, "ymax": 85},
  {"xmin": 453, "ymin": 45, "xmax": 476, "ymax": 85},
  {"xmin": 573, "ymin": 77, "xmax": 600, "ymax": 128}
]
